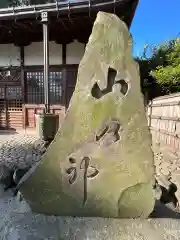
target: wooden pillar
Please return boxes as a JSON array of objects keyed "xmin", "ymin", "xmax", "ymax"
[
  {"xmin": 4, "ymin": 85, "xmax": 8, "ymax": 129},
  {"xmin": 62, "ymin": 44, "xmax": 67, "ymax": 107},
  {"xmin": 62, "ymin": 44, "xmax": 66, "ymax": 65},
  {"xmin": 20, "ymin": 46, "xmax": 26, "ymax": 129}
]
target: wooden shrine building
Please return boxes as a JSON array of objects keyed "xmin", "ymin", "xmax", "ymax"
[{"xmin": 0, "ymin": 0, "xmax": 138, "ymax": 130}]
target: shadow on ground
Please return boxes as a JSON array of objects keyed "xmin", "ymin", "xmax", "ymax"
[
  {"xmin": 0, "ymin": 129, "xmax": 17, "ymax": 135},
  {"xmin": 151, "ymin": 200, "xmax": 180, "ymax": 219}
]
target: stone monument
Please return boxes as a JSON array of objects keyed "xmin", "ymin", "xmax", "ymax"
[{"xmin": 19, "ymin": 11, "xmax": 155, "ymax": 218}]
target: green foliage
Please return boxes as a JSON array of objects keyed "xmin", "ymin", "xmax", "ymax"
[
  {"xmin": 151, "ymin": 38, "xmax": 180, "ymax": 86},
  {"xmin": 152, "ymin": 65, "xmax": 180, "ymax": 85},
  {"xmin": 137, "ymin": 37, "xmax": 180, "ymax": 96}
]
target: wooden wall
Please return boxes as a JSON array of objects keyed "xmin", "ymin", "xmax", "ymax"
[
  {"xmin": 147, "ymin": 93, "xmax": 180, "ymax": 152},
  {"xmin": 0, "ymin": 40, "xmax": 84, "ymax": 130}
]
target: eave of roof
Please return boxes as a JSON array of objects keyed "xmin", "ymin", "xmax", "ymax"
[
  {"xmin": 0, "ymin": 0, "xmax": 138, "ymax": 25},
  {"xmin": 0, "ymin": 0, "xmax": 139, "ymax": 45}
]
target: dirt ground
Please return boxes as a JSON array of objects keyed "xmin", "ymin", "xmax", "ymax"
[{"xmin": 153, "ymin": 140, "xmax": 180, "ymax": 203}]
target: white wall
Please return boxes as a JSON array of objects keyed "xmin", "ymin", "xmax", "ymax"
[
  {"xmin": 66, "ymin": 41, "xmax": 85, "ymax": 64},
  {"xmin": 0, "ymin": 44, "xmax": 20, "ymax": 67},
  {"xmin": 0, "ymin": 41, "xmax": 85, "ymax": 67},
  {"xmin": 24, "ymin": 41, "xmax": 62, "ymax": 66}
]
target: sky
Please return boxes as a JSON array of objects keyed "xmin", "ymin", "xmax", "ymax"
[{"xmin": 130, "ymin": 0, "xmax": 180, "ymax": 57}]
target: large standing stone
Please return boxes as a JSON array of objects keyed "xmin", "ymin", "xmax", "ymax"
[{"xmin": 19, "ymin": 12, "xmax": 155, "ymax": 218}]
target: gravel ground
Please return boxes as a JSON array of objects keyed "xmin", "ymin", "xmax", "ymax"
[
  {"xmin": 0, "ymin": 188, "xmax": 180, "ymax": 240},
  {"xmin": 0, "ymin": 195, "xmax": 180, "ymax": 240},
  {"xmin": 0, "ymin": 132, "xmax": 45, "ymax": 171},
  {"xmin": 153, "ymin": 143, "xmax": 180, "ymax": 202}
]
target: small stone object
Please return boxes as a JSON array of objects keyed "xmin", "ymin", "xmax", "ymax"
[
  {"xmin": 0, "ymin": 165, "xmax": 15, "ymax": 191},
  {"xmin": 33, "ymin": 139, "xmax": 47, "ymax": 154},
  {"xmin": 0, "ymin": 183, "xmax": 5, "ymax": 197},
  {"xmin": 13, "ymin": 167, "xmax": 30, "ymax": 185},
  {"xmin": 159, "ymin": 183, "xmax": 179, "ymax": 211},
  {"xmin": 154, "ymin": 178, "xmax": 180, "ymax": 213},
  {"xmin": 154, "ymin": 183, "xmax": 162, "ymax": 201},
  {"xmin": 19, "ymin": 12, "xmax": 155, "ymax": 218},
  {"xmin": 15, "ymin": 190, "xmax": 24, "ymax": 202}
]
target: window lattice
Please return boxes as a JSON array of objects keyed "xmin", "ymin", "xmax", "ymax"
[
  {"xmin": 0, "ymin": 87, "xmax": 5, "ymax": 112},
  {"xmin": 26, "ymin": 71, "xmax": 63, "ymax": 104},
  {"xmin": 49, "ymin": 71, "xmax": 63, "ymax": 104},
  {"xmin": 26, "ymin": 71, "xmax": 44, "ymax": 104},
  {"xmin": 6, "ymin": 86, "xmax": 22, "ymax": 111},
  {"xmin": 6, "ymin": 86, "xmax": 22, "ymax": 100},
  {"xmin": 0, "ymin": 87, "xmax": 5, "ymax": 99},
  {"xmin": 0, "ymin": 69, "xmax": 20, "ymax": 83},
  {"xmin": 0, "ymin": 86, "xmax": 22, "ymax": 112},
  {"xmin": 0, "ymin": 101, "xmax": 5, "ymax": 111}
]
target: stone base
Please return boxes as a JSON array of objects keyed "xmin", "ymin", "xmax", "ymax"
[{"xmin": 35, "ymin": 113, "xmax": 59, "ymax": 141}]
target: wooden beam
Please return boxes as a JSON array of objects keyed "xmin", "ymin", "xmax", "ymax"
[
  {"xmin": 4, "ymin": 85, "xmax": 8, "ymax": 129},
  {"xmin": 150, "ymin": 115, "xmax": 180, "ymax": 122},
  {"xmin": 63, "ymin": 68, "xmax": 67, "ymax": 108},
  {"xmin": 14, "ymin": 21, "xmax": 36, "ymax": 33},
  {"xmin": 151, "ymin": 101, "xmax": 180, "ymax": 107},
  {"xmin": 56, "ymin": 19, "xmax": 70, "ymax": 32},
  {"xmin": 62, "ymin": 44, "xmax": 67, "ymax": 108},
  {"xmin": 12, "ymin": 29, "xmax": 32, "ymax": 46},
  {"xmin": 0, "ymin": 23, "xmax": 12, "ymax": 30},
  {"xmin": 150, "ymin": 127, "xmax": 180, "ymax": 139},
  {"xmin": 55, "ymin": 19, "xmax": 74, "ymax": 44}
]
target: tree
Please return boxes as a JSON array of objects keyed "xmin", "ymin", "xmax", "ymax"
[
  {"xmin": 137, "ymin": 37, "xmax": 180, "ymax": 98},
  {"xmin": 151, "ymin": 38, "xmax": 180, "ymax": 94}
]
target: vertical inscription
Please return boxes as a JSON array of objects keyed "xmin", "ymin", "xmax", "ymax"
[
  {"xmin": 66, "ymin": 120, "xmax": 122, "ymax": 206},
  {"xmin": 66, "ymin": 156, "xmax": 99, "ymax": 206}
]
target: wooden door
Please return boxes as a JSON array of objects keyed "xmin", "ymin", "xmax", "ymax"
[
  {"xmin": 24, "ymin": 68, "xmax": 66, "ymax": 128},
  {"xmin": 0, "ymin": 84, "xmax": 23, "ymax": 130},
  {"xmin": 0, "ymin": 86, "xmax": 6, "ymax": 129},
  {"xmin": 0, "ymin": 69, "xmax": 23, "ymax": 130}
]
